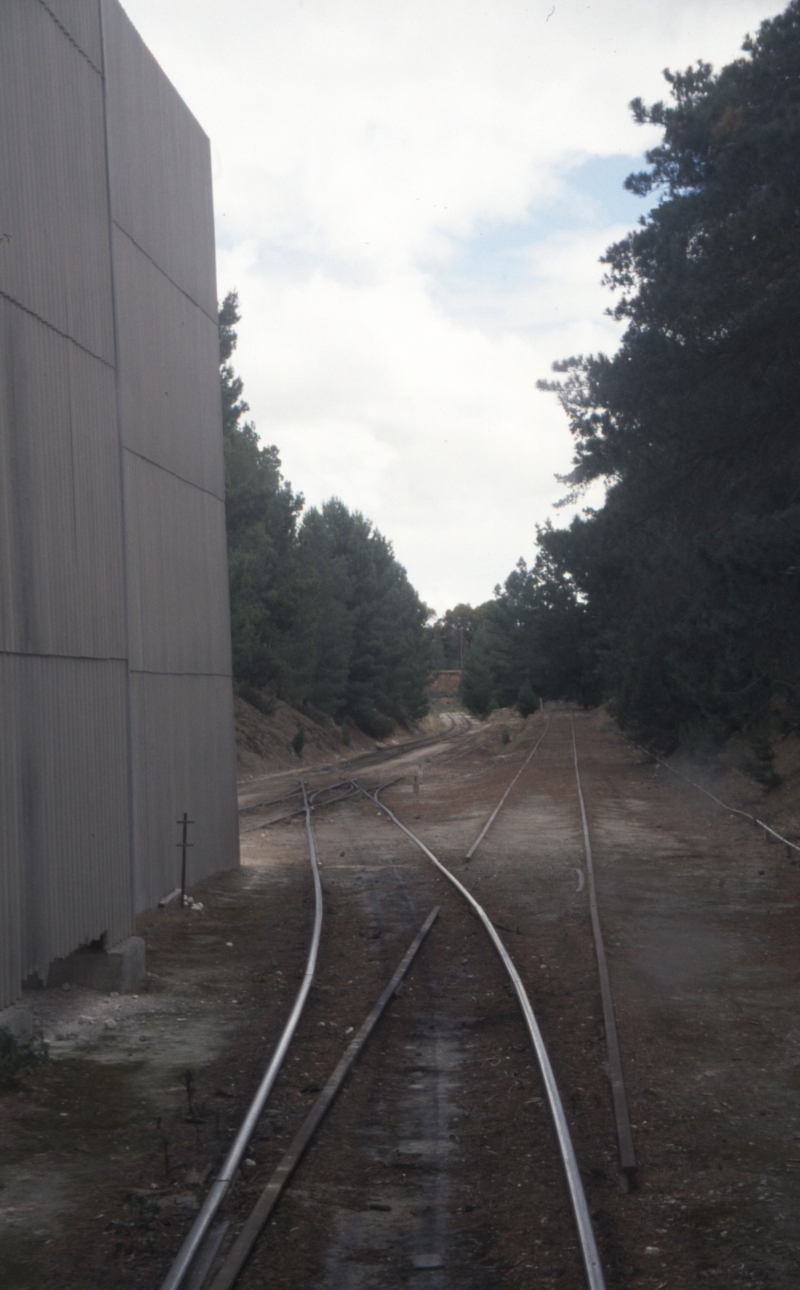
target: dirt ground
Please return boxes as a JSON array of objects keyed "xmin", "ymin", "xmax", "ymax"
[
  {"xmin": 234, "ymin": 691, "xmax": 465, "ymax": 781},
  {"xmin": 1, "ymin": 707, "xmax": 799, "ymax": 1289}
]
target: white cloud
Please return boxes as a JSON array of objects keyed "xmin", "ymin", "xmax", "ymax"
[{"xmin": 123, "ymin": 0, "xmax": 780, "ymax": 611}]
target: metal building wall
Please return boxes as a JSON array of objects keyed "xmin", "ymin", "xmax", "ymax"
[
  {"xmin": 103, "ymin": 0, "xmax": 239, "ymax": 910},
  {"xmin": 0, "ymin": 0, "xmax": 238, "ymax": 1010},
  {"xmin": 0, "ymin": 0, "xmax": 131, "ymax": 1006},
  {"xmin": 129, "ymin": 673, "xmax": 239, "ymax": 914}
]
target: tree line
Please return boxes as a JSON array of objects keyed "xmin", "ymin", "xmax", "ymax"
[
  {"xmin": 459, "ymin": 1, "xmax": 800, "ymax": 778},
  {"xmin": 220, "ymin": 294, "xmax": 430, "ymax": 736}
]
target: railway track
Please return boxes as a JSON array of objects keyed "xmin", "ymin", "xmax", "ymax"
[
  {"xmin": 157, "ymin": 711, "xmax": 643, "ymax": 1289},
  {"xmin": 8, "ymin": 706, "xmax": 794, "ymax": 1288}
]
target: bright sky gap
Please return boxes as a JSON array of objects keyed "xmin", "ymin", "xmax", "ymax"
[{"xmin": 122, "ymin": 0, "xmax": 780, "ymax": 614}]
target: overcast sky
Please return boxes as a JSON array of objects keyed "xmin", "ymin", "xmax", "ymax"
[{"xmin": 123, "ymin": 0, "xmax": 778, "ymax": 616}]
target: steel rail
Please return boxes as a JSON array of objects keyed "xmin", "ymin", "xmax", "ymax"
[
  {"xmin": 159, "ymin": 781, "xmax": 324, "ymax": 1290},
  {"xmin": 570, "ymin": 719, "xmax": 637, "ymax": 1181},
  {"xmin": 355, "ymin": 781, "xmax": 606, "ymax": 1290},
  {"xmin": 437, "ymin": 724, "xmax": 502, "ymax": 767},
  {"xmin": 240, "ymin": 786, "xmax": 358, "ymax": 833},
  {"xmin": 238, "ymin": 787, "xmax": 303, "ymax": 815},
  {"xmin": 627, "ymin": 738, "xmax": 800, "ymax": 855},
  {"xmin": 464, "ymin": 717, "xmax": 551, "ymax": 859},
  {"xmin": 207, "ymin": 906, "xmax": 441, "ymax": 1290},
  {"xmin": 238, "ymin": 718, "xmax": 472, "ymax": 821},
  {"xmin": 310, "ymin": 779, "xmax": 350, "ymax": 801}
]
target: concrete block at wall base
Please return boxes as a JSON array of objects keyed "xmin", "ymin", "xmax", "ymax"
[
  {"xmin": 0, "ymin": 1005, "xmax": 34, "ymax": 1041},
  {"xmin": 46, "ymin": 936, "xmax": 146, "ymax": 994}
]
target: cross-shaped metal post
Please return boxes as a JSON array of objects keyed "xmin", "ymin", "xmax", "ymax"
[{"xmin": 177, "ymin": 813, "xmax": 194, "ymax": 907}]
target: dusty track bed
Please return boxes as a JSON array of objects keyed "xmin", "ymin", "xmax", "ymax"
[{"xmin": 1, "ymin": 711, "xmax": 799, "ymax": 1288}]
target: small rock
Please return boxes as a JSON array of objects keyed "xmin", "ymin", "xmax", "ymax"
[
  {"xmin": 104, "ymin": 1018, "xmax": 117, "ymax": 1029},
  {"xmin": 412, "ymin": 1254, "xmax": 443, "ymax": 1270},
  {"xmin": 226, "ymin": 942, "xmax": 233, "ymax": 948},
  {"xmin": 243, "ymin": 1158, "xmax": 256, "ymax": 1169},
  {"xmin": 645, "ymin": 1246, "xmax": 660, "ymax": 1256},
  {"xmin": 160, "ymin": 1192, "xmax": 199, "ymax": 1213}
]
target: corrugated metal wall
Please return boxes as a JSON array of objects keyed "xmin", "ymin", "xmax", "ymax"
[
  {"xmin": 0, "ymin": 0, "xmax": 239, "ymax": 1009},
  {"xmin": 0, "ymin": 2, "xmax": 113, "ymax": 362},
  {"xmin": 102, "ymin": 1, "xmax": 218, "ymax": 319},
  {"xmin": 104, "ymin": 0, "xmax": 239, "ymax": 911},
  {"xmin": 40, "ymin": 1, "xmax": 104, "ymax": 69},
  {"xmin": 129, "ymin": 674, "xmax": 239, "ymax": 914},
  {"xmin": 124, "ymin": 455, "xmax": 231, "ymax": 676},
  {"xmin": 6, "ymin": 654, "xmax": 133, "ymax": 983},
  {"xmin": 0, "ymin": 298, "xmax": 127, "ymax": 659},
  {"xmin": 113, "ymin": 233, "xmax": 224, "ymax": 497}
]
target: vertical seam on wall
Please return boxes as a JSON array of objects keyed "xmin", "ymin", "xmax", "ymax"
[{"xmin": 99, "ymin": 0, "xmax": 138, "ymax": 930}]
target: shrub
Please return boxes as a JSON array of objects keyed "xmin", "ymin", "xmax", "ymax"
[{"xmin": 351, "ymin": 707, "xmax": 395, "ymax": 740}]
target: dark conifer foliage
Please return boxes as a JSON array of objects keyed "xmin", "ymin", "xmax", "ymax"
[
  {"xmin": 457, "ymin": 537, "xmax": 599, "ymax": 717},
  {"xmin": 461, "ymin": 3, "xmax": 800, "ymax": 767},
  {"xmin": 429, "ymin": 603, "xmax": 489, "ymax": 670},
  {"xmin": 219, "ymin": 292, "xmax": 430, "ymax": 732}
]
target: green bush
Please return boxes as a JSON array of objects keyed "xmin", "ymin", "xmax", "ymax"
[
  {"xmin": 352, "ymin": 707, "xmax": 395, "ymax": 740},
  {"xmin": 292, "ymin": 726, "xmax": 306, "ymax": 758}
]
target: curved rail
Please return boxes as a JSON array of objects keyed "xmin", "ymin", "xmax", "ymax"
[
  {"xmin": 208, "ymin": 906, "xmax": 441, "ymax": 1290},
  {"xmin": 160, "ymin": 781, "xmax": 324, "ymax": 1290},
  {"xmin": 465, "ymin": 716, "xmax": 551, "ymax": 859},
  {"xmin": 355, "ymin": 780, "xmax": 606, "ymax": 1290},
  {"xmin": 626, "ymin": 736, "xmax": 800, "ymax": 854},
  {"xmin": 240, "ymin": 781, "xmax": 359, "ymax": 833}
]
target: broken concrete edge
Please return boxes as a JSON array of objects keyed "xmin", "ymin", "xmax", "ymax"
[{"xmin": 45, "ymin": 936, "xmax": 146, "ymax": 995}]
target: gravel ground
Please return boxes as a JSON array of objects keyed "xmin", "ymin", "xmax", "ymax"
[{"xmin": 1, "ymin": 708, "xmax": 798, "ymax": 1289}]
